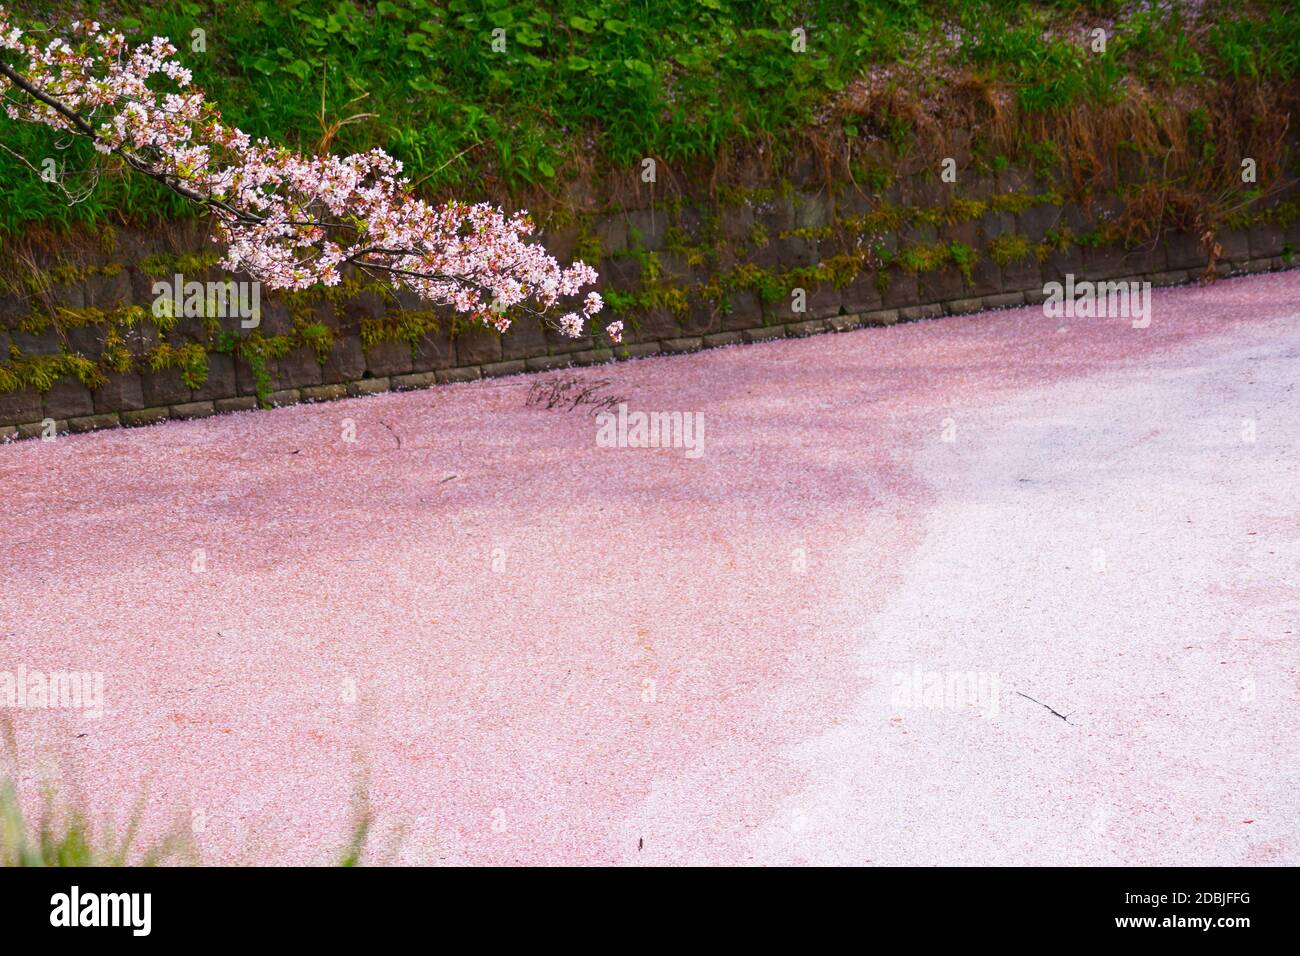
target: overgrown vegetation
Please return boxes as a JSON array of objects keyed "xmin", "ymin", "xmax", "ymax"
[
  {"xmin": 0, "ymin": 770, "xmax": 377, "ymax": 865},
  {"xmin": 0, "ymin": 0, "xmax": 1297, "ymax": 235},
  {"xmin": 0, "ymin": 778, "xmax": 195, "ymax": 865},
  {"xmin": 0, "ymin": 717, "xmax": 192, "ymax": 865},
  {"xmin": 1, "ymin": 1, "xmax": 1298, "ymax": 401},
  {"xmin": 0, "ymin": 719, "xmax": 377, "ymax": 866}
]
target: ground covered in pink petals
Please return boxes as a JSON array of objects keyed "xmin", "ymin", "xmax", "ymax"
[{"xmin": 2, "ymin": 272, "xmax": 1297, "ymax": 865}]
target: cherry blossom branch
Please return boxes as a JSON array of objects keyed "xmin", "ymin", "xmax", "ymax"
[{"xmin": 0, "ymin": 9, "xmax": 618, "ymax": 341}]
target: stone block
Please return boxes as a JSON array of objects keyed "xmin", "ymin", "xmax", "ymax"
[
  {"xmin": 679, "ymin": 299, "xmax": 724, "ymax": 337},
  {"xmin": 392, "ymin": 372, "xmax": 438, "ymax": 391},
  {"xmin": 544, "ymin": 327, "xmax": 593, "ymax": 355},
  {"xmin": 1014, "ymin": 206, "xmax": 1058, "ymax": 242},
  {"xmin": 410, "ymin": 326, "xmax": 455, "ymax": 370},
  {"xmin": 786, "ymin": 320, "xmax": 827, "ymax": 338},
  {"xmin": 633, "ymin": 308, "xmax": 681, "ymax": 341},
  {"xmin": 983, "ymin": 292, "xmax": 1026, "ymax": 310},
  {"xmin": 662, "ymin": 337, "xmax": 703, "ymax": 353},
  {"xmin": 794, "ymin": 192, "xmax": 832, "ymax": 230},
  {"xmin": 1000, "ymin": 258, "xmax": 1042, "ymax": 292},
  {"xmin": 1150, "ymin": 270, "xmax": 1192, "ymax": 287},
  {"xmin": 321, "ymin": 337, "xmax": 366, "ymax": 384},
  {"xmin": 593, "ymin": 216, "xmax": 628, "ymax": 256},
  {"xmin": 804, "ymin": 284, "xmax": 842, "ymax": 320},
  {"xmin": 572, "ymin": 348, "xmax": 614, "ymax": 366},
  {"xmin": 1039, "ymin": 246, "xmax": 1085, "ymax": 285},
  {"xmin": 481, "ymin": 360, "xmax": 526, "ymax": 378},
  {"xmin": 0, "ymin": 388, "xmax": 43, "ymax": 425},
  {"xmin": 718, "ymin": 204, "xmax": 754, "ymax": 244},
  {"xmin": 944, "ymin": 297, "xmax": 985, "ymax": 316},
  {"xmin": 1249, "ymin": 223, "xmax": 1285, "ymax": 259},
  {"xmin": 215, "ymin": 396, "xmax": 258, "ymax": 413},
  {"xmin": 19, "ymin": 419, "xmax": 66, "ymax": 439},
  {"xmin": 1124, "ymin": 243, "xmax": 1167, "ymax": 277},
  {"xmin": 703, "ymin": 332, "xmax": 745, "ymax": 348},
  {"xmin": 84, "ymin": 269, "xmax": 132, "ymax": 309},
  {"xmin": 10, "ymin": 328, "xmax": 62, "ymax": 356},
  {"xmin": 1083, "ymin": 245, "xmax": 1130, "ymax": 280},
  {"xmin": 1164, "ymin": 232, "xmax": 1205, "ymax": 271},
  {"xmin": 93, "ymin": 372, "xmax": 145, "ymax": 413},
  {"xmin": 256, "ymin": 299, "xmax": 294, "ymax": 338},
  {"xmin": 42, "ymin": 378, "xmax": 94, "ymax": 419},
  {"xmin": 719, "ymin": 291, "xmax": 763, "ymax": 333},
  {"xmin": 191, "ymin": 353, "xmax": 236, "ymax": 401},
  {"xmin": 362, "ymin": 339, "xmax": 412, "ymax": 378},
  {"xmin": 525, "ymin": 355, "xmax": 572, "ymax": 372},
  {"xmin": 773, "ymin": 236, "xmax": 819, "ymax": 268},
  {"xmin": 454, "ymin": 325, "xmax": 502, "ymax": 366},
  {"xmin": 626, "ymin": 209, "xmax": 668, "ymax": 250},
  {"xmin": 68, "ymin": 413, "xmax": 120, "ymax": 434},
  {"xmin": 1216, "ymin": 228, "xmax": 1251, "ymax": 263},
  {"xmin": 898, "ymin": 304, "xmax": 943, "ymax": 322},
  {"xmin": 967, "ymin": 258, "xmax": 1001, "ymax": 297},
  {"xmin": 501, "ymin": 317, "xmax": 550, "ymax": 361},
  {"xmin": 170, "ymin": 400, "xmax": 215, "ymax": 419},
  {"xmin": 839, "ymin": 275, "xmax": 882, "ymax": 315},
  {"xmin": 436, "ymin": 367, "xmax": 481, "ymax": 384},
  {"xmin": 65, "ymin": 325, "xmax": 105, "ymax": 357},
  {"xmin": 617, "ymin": 342, "xmax": 662, "ymax": 359},
  {"xmin": 141, "ymin": 367, "xmax": 191, "ymax": 406},
  {"xmin": 121, "ymin": 407, "xmax": 170, "ymax": 427},
  {"xmin": 349, "ymin": 377, "xmax": 391, "ymax": 396},
  {"xmin": 339, "ymin": 291, "xmax": 385, "ymax": 335},
  {"xmin": 918, "ymin": 269, "xmax": 965, "ymax": 304},
  {"xmin": 943, "ymin": 220, "xmax": 979, "ymax": 247},
  {"xmin": 881, "ymin": 271, "xmax": 918, "ymax": 308}
]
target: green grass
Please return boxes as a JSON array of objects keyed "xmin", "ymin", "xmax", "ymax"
[
  {"xmin": 1, "ymin": 773, "xmax": 380, "ymax": 866},
  {"xmin": 1, "ymin": 716, "xmax": 376, "ymax": 866},
  {"xmin": 0, "ymin": 778, "xmax": 197, "ymax": 866},
  {"xmin": 0, "ymin": 0, "xmax": 1297, "ymax": 236}
]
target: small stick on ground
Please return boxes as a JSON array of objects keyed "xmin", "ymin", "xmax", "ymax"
[
  {"xmin": 1016, "ymin": 691, "xmax": 1072, "ymax": 724},
  {"xmin": 378, "ymin": 420, "xmax": 402, "ymax": 449}
]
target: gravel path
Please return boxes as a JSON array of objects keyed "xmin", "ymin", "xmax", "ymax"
[{"xmin": 2, "ymin": 271, "xmax": 1297, "ymax": 865}]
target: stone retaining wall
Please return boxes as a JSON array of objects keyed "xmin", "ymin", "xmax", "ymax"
[{"xmin": 2, "ymin": 170, "xmax": 1298, "ymax": 441}]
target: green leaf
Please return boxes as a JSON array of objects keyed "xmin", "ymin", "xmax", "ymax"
[
  {"xmin": 282, "ymin": 60, "xmax": 312, "ymax": 81},
  {"xmin": 622, "ymin": 58, "xmax": 654, "ymax": 79}
]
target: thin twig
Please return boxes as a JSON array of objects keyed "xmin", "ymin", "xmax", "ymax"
[{"xmin": 1016, "ymin": 691, "xmax": 1072, "ymax": 724}]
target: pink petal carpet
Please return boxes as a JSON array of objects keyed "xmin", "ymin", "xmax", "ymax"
[{"xmin": 2, "ymin": 270, "xmax": 1297, "ymax": 865}]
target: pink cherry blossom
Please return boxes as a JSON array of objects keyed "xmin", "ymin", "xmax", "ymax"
[{"xmin": 0, "ymin": 9, "xmax": 604, "ymax": 337}]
